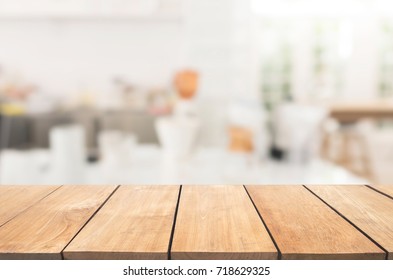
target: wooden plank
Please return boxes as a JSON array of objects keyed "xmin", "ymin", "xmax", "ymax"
[
  {"xmin": 171, "ymin": 185, "xmax": 277, "ymax": 260},
  {"xmin": 64, "ymin": 185, "xmax": 180, "ymax": 260},
  {"xmin": 0, "ymin": 185, "xmax": 60, "ymax": 227},
  {"xmin": 246, "ymin": 185, "xmax": 385, "ymax": 260},
  {"xmin": 0, "ymin": 185, "xmax": 117, "ymax": 260},
  {"xmin": 307, "ymin": 185, "xmax": 393, "ymax": 260},
  {"xmin": 369, "ymin": 185, "xmax": 393, "ymax": 199}
]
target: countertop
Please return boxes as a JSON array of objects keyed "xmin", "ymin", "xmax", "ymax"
[{"xmin": 0, "ymin": 184, "xmax": 392, "ymax": 260}]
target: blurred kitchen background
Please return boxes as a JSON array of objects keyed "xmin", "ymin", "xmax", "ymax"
[{"xmin": 1, "ymin": 0, "xmax": 393, "ymax": 185}]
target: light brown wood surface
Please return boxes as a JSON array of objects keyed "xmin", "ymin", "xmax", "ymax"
[
  {"xmin": 0, "ymin": 185, "xmax": 60, "ymax": 227},
  {"xmin": 307, "ymin": 185, "xmax": 393, "ymax": 260},
  {"xmin": 1, "ymin": 184, "xmax": 391, "ymax": 260},
  {"xmin": 64, "ymin": 185, "xmax": 180, "ymax": 260},
  {"xmin": 0, "ymin": 185, "xmax": 116, "ymax": 260},
  {"xmin": 246, "ymin": 185, "xmax": 385, "ymax": 260},
  {"xmin": 330, "ymin": 102, "xmax": 393, "ymax": 122},
  {"xmin": 369, "ymin": 185, "xmax": 393, "ymax": 199},
  {"xmin": 171, "ymin": 185, "xmax": 277, "ymax": 260}
]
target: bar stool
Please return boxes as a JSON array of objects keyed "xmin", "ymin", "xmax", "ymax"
[{"xmin": 322, "ymin": 120, "xmax": 373, "ymax": 180}]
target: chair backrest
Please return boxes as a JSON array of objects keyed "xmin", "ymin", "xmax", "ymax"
[{"xmin": 273, "ymin": 103, "xmax": 328, "ymax": 161}]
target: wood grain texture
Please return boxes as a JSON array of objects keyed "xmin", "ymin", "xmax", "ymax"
[
  {"xmin": 64, "ymin": 185, "xmax": 180, "ymax": 260},
  {"xmin": 307, "ymin": 185, "xmax": 393, "ymax": 260},
  {"xmin": 0, "ymin": 185, "xmax": 116, "ymax": 260},
  {"xmin": 369, "ymin": 185, "xmax": 393, "ymax": 199},
  {"xmin": 0, "ymin": 185, "xmax": 60, "ymax": 227},
  {"xmin": 171, "ymin": 185, "xmax": 277, "ymax": 260},
  {"xmin": 246, "ymin": 185, "xmax": 385, "ymax": 260}
]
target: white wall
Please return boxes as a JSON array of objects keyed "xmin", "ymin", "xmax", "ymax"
[
  {"xmin": 0, "ymin": 1, "xmax": 387, "ymax": 104},
  {"xmin": 0, "ymin": 20, "xmax": 185, "ymax": 96},
  {"xmin": 0, "ymin": 0, "xmax": 257, "ymax": 99},
  {"xmin": 342, "ymin": 17, "xmax": 379, "ymax": 100},
  {"xmin": 257, "ymin": 17, "xmax": 382, "ymax": 103}
]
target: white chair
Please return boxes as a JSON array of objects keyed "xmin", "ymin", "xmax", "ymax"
[{"xmin": 273, "ymin": 103, "xmax": 328, "ymax": 163}]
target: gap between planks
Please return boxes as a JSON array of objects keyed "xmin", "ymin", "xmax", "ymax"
[
  {"xmin": 167, "ymin": 185, "xmax": 183, "ymax": 260},
  {"xmin": 365, "ymin": 185, "xmax": 393, "ymax": 200},
  {"xmin": 63, "ymin": 185, "xmax": 180, "ymax": 260},
  {"xmin": 243, "ymin": 185, "xmax": 281, "ymax": 260},
  {"xmin": 0, "ymin": 185, "xmax": 62, "ymax": 228},
  {"xmin": 61, "ymin": 185, "xmax": 121, "ymax": 260},
  {"xmin": 246, "ymin": 185, "xmax": 385, "ymax": 260},
  {"xmin": 170, "ymin": 185, "xmax": 278, "ymax": 260},
  {"xmin": 303, "ymin": 185, "xmax": 389, "ymax": 260},
  {"xmin": 0, "ymin": 185, "xmax": 118, "ymax": 260}
]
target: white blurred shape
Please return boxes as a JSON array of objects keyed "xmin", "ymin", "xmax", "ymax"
[
  {"xmin": 274, "ymin": 103, "xmax": 328, "ymax": 163},
  {"xmin": 228, "ymin": 100, "xmax": 270, "ymax": 159},
  {"xmin": 98, "ymin": 130, "xmax": 137, "ymax": 166},
  {"xmin": 357, "ymin": 121, "xmax": 393, "ymax": 183},
  {"xmin": 251, "ymin": 0, "xmax": 380, "ymax": 18},
  {"xmin": 155, "ymin": 116, "xmax": 200, "ymax": 160},
  {"xmin": 0, "ymin": 149, "xmax": 50, "ymax": 184},
  {"xmin": 50, "ymin": 124, "xmax": 86, "ymax": 184},
  {"xmin": 338, "ymin": 20, "xmax": 353, "ymax": 60}
]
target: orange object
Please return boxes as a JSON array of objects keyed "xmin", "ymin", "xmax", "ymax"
[
  {"xmin": 174, "ymin": 70, "xmax": 198, "ymax": 99},
  {"xmin": 228, "ymin": 126, "xmax": 254, "ymax": 152}
]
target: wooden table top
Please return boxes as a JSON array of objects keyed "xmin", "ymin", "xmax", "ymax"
[
  {"xmin": 0, "ymin": 185, "xmax": 392, "ymax": 260},
  {"xmin": 329, "ymin": 102, "xmax": 393, "ymax": 122}
]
